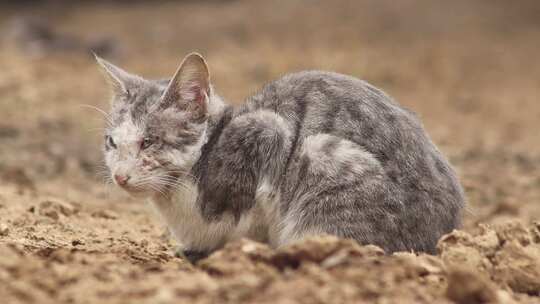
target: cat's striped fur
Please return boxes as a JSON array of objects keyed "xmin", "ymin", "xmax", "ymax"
[{"xmin": 98, "ymin": 53, "xmax": 465, "ymax": 261}]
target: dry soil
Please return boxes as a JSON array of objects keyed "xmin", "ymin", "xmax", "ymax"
[{"xmin": 1, "ymin": 1, "xmax": 539, "ymax": 303}]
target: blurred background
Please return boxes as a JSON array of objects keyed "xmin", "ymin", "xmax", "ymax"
[
  {"xmin": 1, "ymin": 0, "xmax": 540, "ymax": 229},
  {"xmin": 1, "ymin": 2, "xmax": 540, "ymax": 303}
]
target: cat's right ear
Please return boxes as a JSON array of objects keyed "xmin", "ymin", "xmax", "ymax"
[
  {"xmin": 159, "ymin": 53, "xmax": 210, "ymax": 120},
  {"xmin": 94, "ymin": 54, "xmax": 141, "ymax": 97}
]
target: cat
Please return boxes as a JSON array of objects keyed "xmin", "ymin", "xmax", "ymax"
[{"xmin": 96, "ymin": 52, "xmax": 465, "ymax": 262}]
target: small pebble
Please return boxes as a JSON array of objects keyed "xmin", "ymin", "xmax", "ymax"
[{"xmin": 72, "ymin": 239, "xmax": 84, "ymax": 246}]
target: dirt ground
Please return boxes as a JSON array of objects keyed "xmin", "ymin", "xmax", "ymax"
[{"xmin": 1, "ymin": 1, "xmax": 540, "ymax": 303}]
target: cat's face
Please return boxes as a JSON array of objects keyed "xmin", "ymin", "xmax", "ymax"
[{"xmin": 98, "ymin": 53, "xmax": 210, "ymax": 197}]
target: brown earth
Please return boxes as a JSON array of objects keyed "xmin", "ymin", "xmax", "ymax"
[{"xmin": 1, "ymin": 1, "xmax": 540, "ymax": 303}]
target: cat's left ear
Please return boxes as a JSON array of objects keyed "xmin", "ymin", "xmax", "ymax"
[
  {"xmin": 94, "ymin": 54, "xmax": 142, "ymax": 98},
  {"xmin": 161, "ymin": 52, "xmax": 210, "ymax": 120}
]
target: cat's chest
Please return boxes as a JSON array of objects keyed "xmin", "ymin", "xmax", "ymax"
[
  {"xmin": 148, "ymin": 182, "xmax": 230, "ymax": 251},
  {"xmin": 148, "ymin": 181, "xmax": 268, "ymax": 251}
]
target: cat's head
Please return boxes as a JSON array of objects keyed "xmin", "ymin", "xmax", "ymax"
[{"xmin": 96, "ymin": 53, "xmax": 218, "ymax": 197}]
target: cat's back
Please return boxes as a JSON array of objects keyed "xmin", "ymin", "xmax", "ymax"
[
  {"xmin": 240, "ymin": 70, "xmax": 464, "ymax": 216},
  {"xmin": 243, "ymin": 70, "xmax": 414, "ymax": 124},
  {"xmin": 242, "ymin": 70, "xmax": 422, "ymax": 146}
]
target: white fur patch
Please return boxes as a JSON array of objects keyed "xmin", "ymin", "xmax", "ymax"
[
  {"xmin": 106, "ymin": 118, "xmax": 144, "ymax": 178},
  {"xmin": 300, "ymin": 134, "xmax": 380, "ymax": 177},
  {"xmin": 149, "ymin": 180, "xmax": 235, "ymax": 251},
  {"xmin": 150, "ymin": 177, "xmax": 273, "ymax": 251},
  {"xmin": 111, "ymin": 119, "xmax": 143, "ymax": 150}
]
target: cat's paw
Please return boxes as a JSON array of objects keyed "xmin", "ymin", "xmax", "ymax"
[{"xmin": 175, "ymin": 247, "xmax": 209, "ymax": 264}]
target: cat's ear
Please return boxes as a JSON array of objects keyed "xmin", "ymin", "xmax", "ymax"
[
  {"xmin": 161, "ymin": 52, "xmax": 210, "ymax": 119},
  {"xmin": 94, "ymin": 54, "xmax": 141, "ymax": 97}
]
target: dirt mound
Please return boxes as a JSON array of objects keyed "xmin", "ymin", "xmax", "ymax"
[{"xmin": 196, "ymin": 222, "xmax": 540, "ymax": 304}]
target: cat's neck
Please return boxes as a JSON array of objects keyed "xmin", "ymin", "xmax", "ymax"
[{"xmin": 188, "ymin": 92, "xmax": 235, "ymax": 188}]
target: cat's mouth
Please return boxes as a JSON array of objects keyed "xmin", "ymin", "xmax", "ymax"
[
  {"xmin": 111, "ymin": 172, "xmax": 183, "ymax": 197},
  {"xmin": 117, "ymin": 180, "xmax": 178, "ymax": 199},
  {"xmin": 112, "ymin": 178, "xmax": 157, "ymax": 197}
]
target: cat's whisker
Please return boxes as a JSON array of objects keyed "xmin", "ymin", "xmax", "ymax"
[
  {"xmin": 149, "ymin": 176, "xmax": 193, "ymax": 193},
  {"xmin": 161, "ymin": 170, "xmax": 197, "ymax": 180},
  {"xmin": 94, "ymin": 166, "xmax": 112, "ymax": 178},
  {"xmin": 157, "ymin": 182, "xmax": 189, "ymax": 191},
  {"xmin": 151, "ymin": 179, "xmax": 187, "ymax": 190},
  {"xmin": 151, "ymin": 184, "xmax": 168, "ymax": 198},
  {"xmin": 130, "ymin": 178, "xmax": 169, "ymax": 198}
]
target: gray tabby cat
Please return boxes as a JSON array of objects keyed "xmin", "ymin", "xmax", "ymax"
[{"xmin": 96, "ymin": 53, "xmax": 465, "ymax": 262}]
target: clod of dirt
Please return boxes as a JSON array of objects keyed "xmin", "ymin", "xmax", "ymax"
[
  {"xmin": 446, "ymin": 267, "xmax": 499, "ymax": 304},
  {"xmin": 33, "ymin": 198, "xmax": 80, "ymax": 220},
  {"xmin": 91, "ymin": 209, "xmax": 119, "ymax": 220},
  {"xmin": 438, "ymin": 221, "xmax": 540, "ymax": 297},
  {"xmin": 199, "ymin": 239, "xmax": 278, "ymax": 277},
  {"xmin": 493, "ymin": 239, "xmax": 540, "ymax": 295},
  {"xmin": 491, "ymin": 222, "xmax": 540, "ymax": 296},
  {"xmin": 71, "ymin": 239, "xmax": 84, "ymax": 246},
  {"xmin": 496, "ymin": 221, "xmax": 533, "ymax": 246},
  {"xmin": 272, "ymin": 235, "xmax": 385, "ymax": 270},
  {"xmin": 393, "ymin": 252, "xmax": 445, "ymax": 276},
  {"xmin": 438, "ymin": 230, "xmax": 493, "ymax": 277}
]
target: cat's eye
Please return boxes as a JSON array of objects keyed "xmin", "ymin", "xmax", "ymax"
[
  {"xmin": 140, "ymin": 137, "xmax": 154, "ymax": 150},
  {"xmin": 105, "ymin": 135, "xmax": 117, "ymax": 149}
]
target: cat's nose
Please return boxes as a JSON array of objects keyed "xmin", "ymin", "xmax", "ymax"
[{"xmin": 114, "ymin": 174, "xmax": 130, "ymax": 186}]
